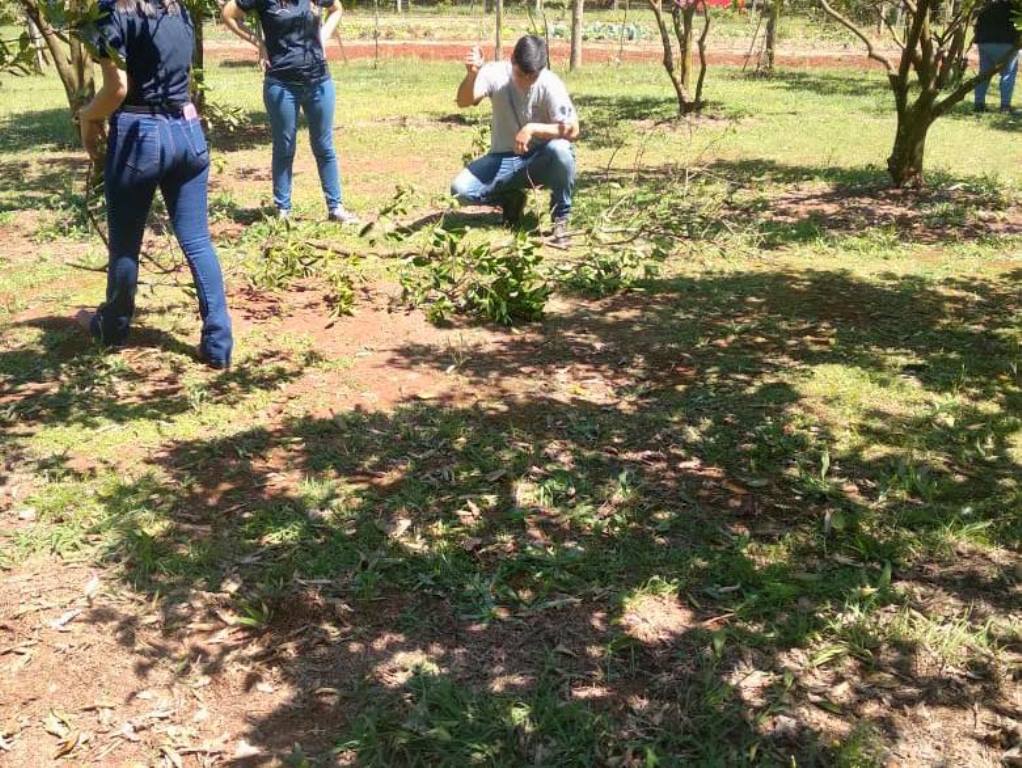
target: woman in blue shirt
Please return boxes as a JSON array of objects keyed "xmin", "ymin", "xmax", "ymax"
[
  {"xmin": 222, "ymin": 0, "xmax": 357, "ymax": 223},
  {"xmin": 77, "ymin": 0, "xmax": 233, "ymax": 368}
]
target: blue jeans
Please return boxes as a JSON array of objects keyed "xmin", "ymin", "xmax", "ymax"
[
  {"xmin": 94, "ymin": 111, "xmax": 233, "ymax": 365},
  {"xmin": 451, "ymin": 139, "xmax": 576, "ymax": 221},
  {"xmin": 263, "ymin": 75, "xmax": 343, "ymax": 212},
  {"xmin": 976, "ymin": 43, "xmax": 1019, "ymax": 109}
]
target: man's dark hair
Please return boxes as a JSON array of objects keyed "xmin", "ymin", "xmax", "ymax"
[{"xmin": 511, "ymin": 35, "xmax": 548, "ymax": 75}]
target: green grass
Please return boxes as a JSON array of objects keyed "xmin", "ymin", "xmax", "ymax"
[{"xmin": 1, "ymin": 48, "xmax": 1020, "ymax": 766}]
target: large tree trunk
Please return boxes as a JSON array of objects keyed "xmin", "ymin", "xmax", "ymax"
[
  {"xmin": 887, "ymin": 98, "xmax": 933, "ymax": 187},
  {"xmin": 818, "ymin": 0, "xmax": 1012, "ymax": 189},
  {"xmin": 570, "ymin": 0, "xmax": 583, "ymax": 70}
]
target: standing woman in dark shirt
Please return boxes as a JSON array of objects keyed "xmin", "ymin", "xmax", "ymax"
[
  {"xmin": 974, "ymin": 0, "xmax": 1021, "ymax": 113},
  {"xmin": 222, "ymin": 0, "xmax": 357, "ymax": 223},
  {"xmin": 77, "ymin": 0, "xmax": 233, "ymax": 368}
]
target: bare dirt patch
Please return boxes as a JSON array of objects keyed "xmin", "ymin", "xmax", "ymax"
[
  {"xmin": 766, "ymin": 185, "xmax": 1022, "ymax": 243},
  {"xmin": 619, "ymin": 593, "xmax": 696, "ymax": 645}
]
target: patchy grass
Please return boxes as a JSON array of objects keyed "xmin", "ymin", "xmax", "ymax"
[{"xmin": 1, "ymin": 52, "xmax": 1020, "ymax": 767}]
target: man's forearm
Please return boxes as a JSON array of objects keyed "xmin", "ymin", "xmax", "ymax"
[
  {"xmin": 456, "ymin": 70, "xmax": 478, "ymax": 107},
  {"xmin": 526, "ymin": 122, "xmax": 579, "ymax": 141}
]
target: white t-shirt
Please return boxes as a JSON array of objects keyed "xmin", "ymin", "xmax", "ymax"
[{"xmin": 473, "ymin": 61, "xmax": 578, "ymax": 153}]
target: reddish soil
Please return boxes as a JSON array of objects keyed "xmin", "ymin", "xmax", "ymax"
[
  {"xmin": 204, "ymin": 37, "xmax": 898, "ymax": 71},
  {"xmin": 3, "ymin": 119, "xmax": 1020, "ymax": 767},
  {"xmin": 228, "ymin": 281, "xmax": 509, "ymax": 415},
  {"xmin": 765, "ymin": 184, "xmax": 1022, "ymax": 244}
]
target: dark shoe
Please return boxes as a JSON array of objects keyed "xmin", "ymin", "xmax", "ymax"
[
  {"xmin": 1000, "ymin": 105, "xmax": 1019, "ymax": 115},
  {"xmin": 974, "ymin": 103, "xmax": 988, "ymax": 113},
  {"xmin": 198, "ymin": 347, "xmax": 230, "ymax": 370},
  {"xmin": 80, "ymin": 308, "xmax": 127, "ymax": 347},
  {"xmin": 551, "ymin": 217, "xmax": 571, "ymax": 248},
  {"xmin": 501, "ymin": 191, "xmax": 527, "ymax": 228}
]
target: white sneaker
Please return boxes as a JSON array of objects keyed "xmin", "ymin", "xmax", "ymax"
[
  {"xmin": 328, "ymin": 206, "xmax": 360, "ymax": 225},
  {"xmin": 276, "ymin": 207, "xmax": 290, "ymax": 221}
]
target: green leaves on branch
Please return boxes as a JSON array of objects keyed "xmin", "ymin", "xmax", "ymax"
[
  {"xmin": 400, "ymin": 227, "xmax": 551, "ymax": 326},
  {"xmin": 245, "ymin": 224, "xmax": 358, "ymax": 318},
  {"xmin": 0, "ymin": 31, "xmax": 37, "ymax": 80},
  {"xmin": 551, "ymin": 249, "xmax": 654, "ymax": 298}
]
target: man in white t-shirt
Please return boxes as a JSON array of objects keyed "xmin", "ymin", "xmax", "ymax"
[{"xmin": 451, "ymin": 35, "xmax": 580, "ymax": 246}]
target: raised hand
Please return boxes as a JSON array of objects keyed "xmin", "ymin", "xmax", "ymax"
[{"xmin": 465, "ymin": 45, "xmax": 483, "ymax": 74}]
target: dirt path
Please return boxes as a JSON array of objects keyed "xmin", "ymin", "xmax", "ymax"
[{"xmin": 204, "ymin": 37, "xmax": 897, "ymax": 71}]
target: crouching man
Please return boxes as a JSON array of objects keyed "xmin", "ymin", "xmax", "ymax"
[{"xmin": 451, "ymin": 35, "xmax": 580, "ymax": 246}]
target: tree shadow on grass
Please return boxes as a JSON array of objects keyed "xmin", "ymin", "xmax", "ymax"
[
  {"xmin": 0, "ymin": 107, "xmax": 77, "ymax": 154},
  {"xmin": 5, "ymin": 264, "xmax": 1015, "ymax": 764},
  {"xmin": 0, "ymin": 314, "xmax": 319, "ymax": 433},
  {"xmin": 754, "ymin": 69, "xmax": 892, "ymax": 99},
  {"xmin": 208, "ymin": 194, "xmax": 273, "ymax": 226},
  {"xmin": 208, "ymin": 112, "xmax": 272, "ymax": 153},
  {"xmin": 579, "ymin": 158, "xmax": 1022, "ymax": 250},
  {"xmin": 0, "ymin": 155, "xmax": 84, "ymax": 214},
  {"xmin": 573, "ymin": 93, "xmax": 690, "ymax": 150}
]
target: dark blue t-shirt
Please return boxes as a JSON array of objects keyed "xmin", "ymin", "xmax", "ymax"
[
  {"xmin": 975, "ymin": 0, "xmax": 1021, "ymax": 45},
  {"xmin": 236, "ymin": 0, "xmax": 332, "ymax": 83},
  {"xmin": 92, "ymin": 0, "xmax": 194, "ymax": 107}
]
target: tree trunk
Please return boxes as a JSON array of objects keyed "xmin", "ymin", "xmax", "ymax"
[
  {"xmin": 617, "ymin": 0, "xmax": 629, "ymax": 64},
  {"xmin": 887, "ymin": 102, "xmax": 932, "ymax": 187},
  {"xmin": 19, "ymin": 0, "xmax": 94, "ymax": 118},
  {"xmin": 190, "ymin": 2, "xmax": 206, "ymax": 111},
  {"xmin": 68, "ymin": 0, "xmax": 94, "ymax": 108},
  {"xmin": 650, "ymin": 0, "xmax": 689, "ymax": 114},
  {"xmin": 373, "ymin": 0, "xmax": 380, "ymax": 68},
  {"xmin": 495, "ymin": 0, "xmax": 503, "ymax": 60},
  {"xmin": 948, "ymin": 0, "xmax": 966, "ymax": 84},
  {"xmin": 672, "ymin": 4, "xmax": 693, "ymax": 91},
  {"xmin": 25, "ymin": 13, "xmax": 48, "ymax": 72},
  {"xmin": 694, "ymin": 0, "xmax": 709, "ymax": 104},
  {"xmin": 764, "ymin": 0, "xmax": 779, "ymax": 72},
  {"xmin": 570, "ymin": 0, "xmax": 583, "ymax": 70}
]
